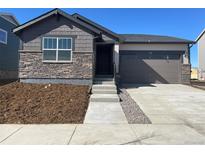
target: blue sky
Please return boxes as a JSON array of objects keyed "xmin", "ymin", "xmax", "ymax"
[{"xmin": 1, "ymin": 8, "xmax": 205, "ymax": 67}]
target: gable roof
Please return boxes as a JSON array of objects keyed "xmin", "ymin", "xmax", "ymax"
[
  {"xmin": 12, "ymin": 8, "xmax": 194, "ymax": 44},
  {"xmin": 72, "ymin": 13, "xmax": 120, "ymax": 41},
  {"xmin": 13, "ymin": 8, "xmax": 101, "ymax": 35},
  {"xmin": 0, "ymin": 13, "xmax": 19, "ymax": 26},
  {"xmin": 119, "ymin": 34, "xmax": 194, "ymax": 44}
]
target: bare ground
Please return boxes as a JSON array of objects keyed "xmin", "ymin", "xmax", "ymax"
[{"xmin": 0, "ymin": 82, "xmax": 90, "ymax": 124}]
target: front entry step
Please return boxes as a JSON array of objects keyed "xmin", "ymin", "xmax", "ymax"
[
  {"xmin": 92, "ymin": 84, "xmax": 116, "ymax": 90},
  {"xmin": 94, "ymin": 77, "xmax": 114, "ymax": 81},
  {"xmin": 94, "ymin": 77, "xmax": 114, "ymax": 84},
  {"xmin": 84, "ymin": 77, "xmax": 128, "ymax": 124},
  {"xmin": 92, "ymin": 89, "xmax": 117, "ymax": 94},
  {"xmin": 93, "ymin": 80, "xmax": 115, "ymax": 85},
  {"xmin": 90, "ymin": 94, "xmax": 119, "ymax": 102},
  {"xmin": 95, "ymin": 75, "xmax": 113, "ymax": 78}
]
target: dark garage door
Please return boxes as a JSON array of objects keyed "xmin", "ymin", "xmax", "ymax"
[{"xmin": 120, "ymin": 51, "xmax": 181, "ymax": 84}]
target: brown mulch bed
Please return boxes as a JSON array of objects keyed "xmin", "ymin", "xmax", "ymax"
[{"xmin": 0, "ymin": 82, "xmax": 90, "ymax": 124}]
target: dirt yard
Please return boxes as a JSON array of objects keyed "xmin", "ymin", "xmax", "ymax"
[{"xmin": 0, "ymin": 82, "xmax": 90, "ymax": 124}]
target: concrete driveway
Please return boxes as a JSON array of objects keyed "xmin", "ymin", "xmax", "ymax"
[{"xmin": 125, "ymin": 84, "xmax": 205, "ymax": 125}]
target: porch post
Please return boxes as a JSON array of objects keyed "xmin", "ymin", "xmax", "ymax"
[{"xmin": 114, "ymin": 43, "xmax": 119, "ymax": 73}]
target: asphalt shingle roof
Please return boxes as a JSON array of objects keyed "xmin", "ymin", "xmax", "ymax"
[
  {"xmin": 119, "ymin": 34, "xmax": 194, "ymax": 43},
  {"xmin": 0, "ymin": 13, "xmax": 19, "ymax": 26}
]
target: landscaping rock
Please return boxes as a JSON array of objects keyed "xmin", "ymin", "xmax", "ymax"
[{"xmin": 119, "ymin": 88, "xmax": 151, "ymax": 124}]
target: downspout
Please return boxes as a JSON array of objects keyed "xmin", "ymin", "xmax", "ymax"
[
  {"xmin": 186, "ymin": 42, "xmax": 196, "ymax": 84},
  {"xmin": 188, "ymin": 41, "xmax": 196, "ymax": 65}
]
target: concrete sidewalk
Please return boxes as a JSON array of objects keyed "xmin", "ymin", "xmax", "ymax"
[{"xmin": 1, "ymin": 124, "xmax": 205, "ymax": 145}]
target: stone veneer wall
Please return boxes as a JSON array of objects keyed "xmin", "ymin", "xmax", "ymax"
[
  {"xmin": 19, "ymin": 52, "xmax": 92, "ymax": 79},
  {"xmin": 181, "ymin": 64, "xmax": 191, "ymax": 84},
  {"xmin": 18, "ymin": 16, "xmax": 94, "ymax": 85}
]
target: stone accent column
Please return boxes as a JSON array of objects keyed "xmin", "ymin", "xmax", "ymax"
[{"xmin": 181, "ymin": 64, "xmax": 191, "ymax": 84}]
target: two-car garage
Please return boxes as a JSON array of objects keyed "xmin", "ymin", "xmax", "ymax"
[
  {"xmin": 119, "ymin": 50, "xmax": 182, "ymax": 84},
  {"xmin": 116, "ymin": 34, "xmax": 192, "ymax": 84}
]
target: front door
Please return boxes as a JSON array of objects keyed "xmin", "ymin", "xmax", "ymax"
[{"xmin": 96, "ymin": 44, "xmax": 113, "ymax": 76}]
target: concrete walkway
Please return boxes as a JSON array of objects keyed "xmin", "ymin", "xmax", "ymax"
[
  {"xmin": 1, "ymin": 124, "xmax": 205, "ymax": 145},
  {"xmin": 84, "ymin": 78, "xmax": 127, "ymax": 124}
]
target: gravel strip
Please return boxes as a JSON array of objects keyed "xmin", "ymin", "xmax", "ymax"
[{"xmin": 118, "ymin": 88, "xmax": 152, "ymax": 124}]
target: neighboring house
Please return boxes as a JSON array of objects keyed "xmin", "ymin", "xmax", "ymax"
[
  {"xmin": 13, "ymin": 9, "xmax": 193, "ymax": 85},
  {"xmin": 196, "ymin": 29, "xmax": 205, "ymax": 80},
  {"xmin": 0, "ymin": 13, "xmax": 20, "ymax": 80},
  {"xmin": 191, "ymin": 67, "xmax": 198, "ymax": 80}
]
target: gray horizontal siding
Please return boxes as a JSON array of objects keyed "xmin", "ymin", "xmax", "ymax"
[{"xmin": 22, "ymin": 23, "xmax": 93, "ymax": 52}]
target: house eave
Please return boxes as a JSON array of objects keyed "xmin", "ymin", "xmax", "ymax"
[
  {"xmin": 72, "ymin": 13, "xmax": 121, "ymax": 41},
  {"xmin": 195, "ymin": 28, "xmax": 205, "ymax": 43},
  {"xmin": 120, "ymin": 41, "xmax": 195, "ymax": 44},
  {"xmin": 13, "ymin": 9, "xmax": 101, "ymax": 36}
]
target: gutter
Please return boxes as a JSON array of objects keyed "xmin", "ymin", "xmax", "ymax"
[
  {"xmin": 195, "ymin": 28, "xmax": 205, "ymax": 43},
  {"xmin": 120, "ymin": 41, "xmax": 195, "ymax": 44}
]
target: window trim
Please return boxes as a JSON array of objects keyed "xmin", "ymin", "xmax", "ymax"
[
  {"xmin": 0, "ymin": 28, "xmax": 8, "ymax": 44},
  {"xmin": 42, "ymin": 37, "xmax": 73, "ymax": 63}
]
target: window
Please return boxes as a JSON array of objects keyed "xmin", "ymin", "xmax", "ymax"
[
  {"xmin": 42, "ymin": 37, "xmax": 72, "ymax": 62},
  {"xmin": 0, "ymin": 28, "xmax": 7, "ymax": 44}
]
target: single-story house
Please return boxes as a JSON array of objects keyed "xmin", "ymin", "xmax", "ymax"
[
  {"xmin": 0, "ymin": 13, "xmax": 20, "ymax": 80},
  {"xmin": 13, "ymin": 9, "xmax": 194, "ymax": 85}
]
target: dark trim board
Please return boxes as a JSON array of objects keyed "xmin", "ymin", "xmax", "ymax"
[
  {"xmin": 120, "ymin": 50, "xmax": 185, "ymax": 54},
  {"xmin": 95, "ymin": 41, "xmax": 116, "ymax": 45}
]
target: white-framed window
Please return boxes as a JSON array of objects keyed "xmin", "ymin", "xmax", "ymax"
[
  {"xmin": 0, "ymin": 28, "xmax": 7, "ymax": 44},
  {"xmin": 42, "ymin": 37, "xmax": 72, "ymax": 62}
]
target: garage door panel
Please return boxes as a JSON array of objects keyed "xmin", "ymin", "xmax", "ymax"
[
  {"xmin": 146, "ymin": 59, "xmax": 180, "ymax": 83},
  {"xmin": 120, "ymin": 51, "xmax": 181, "ymax": 84}
]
